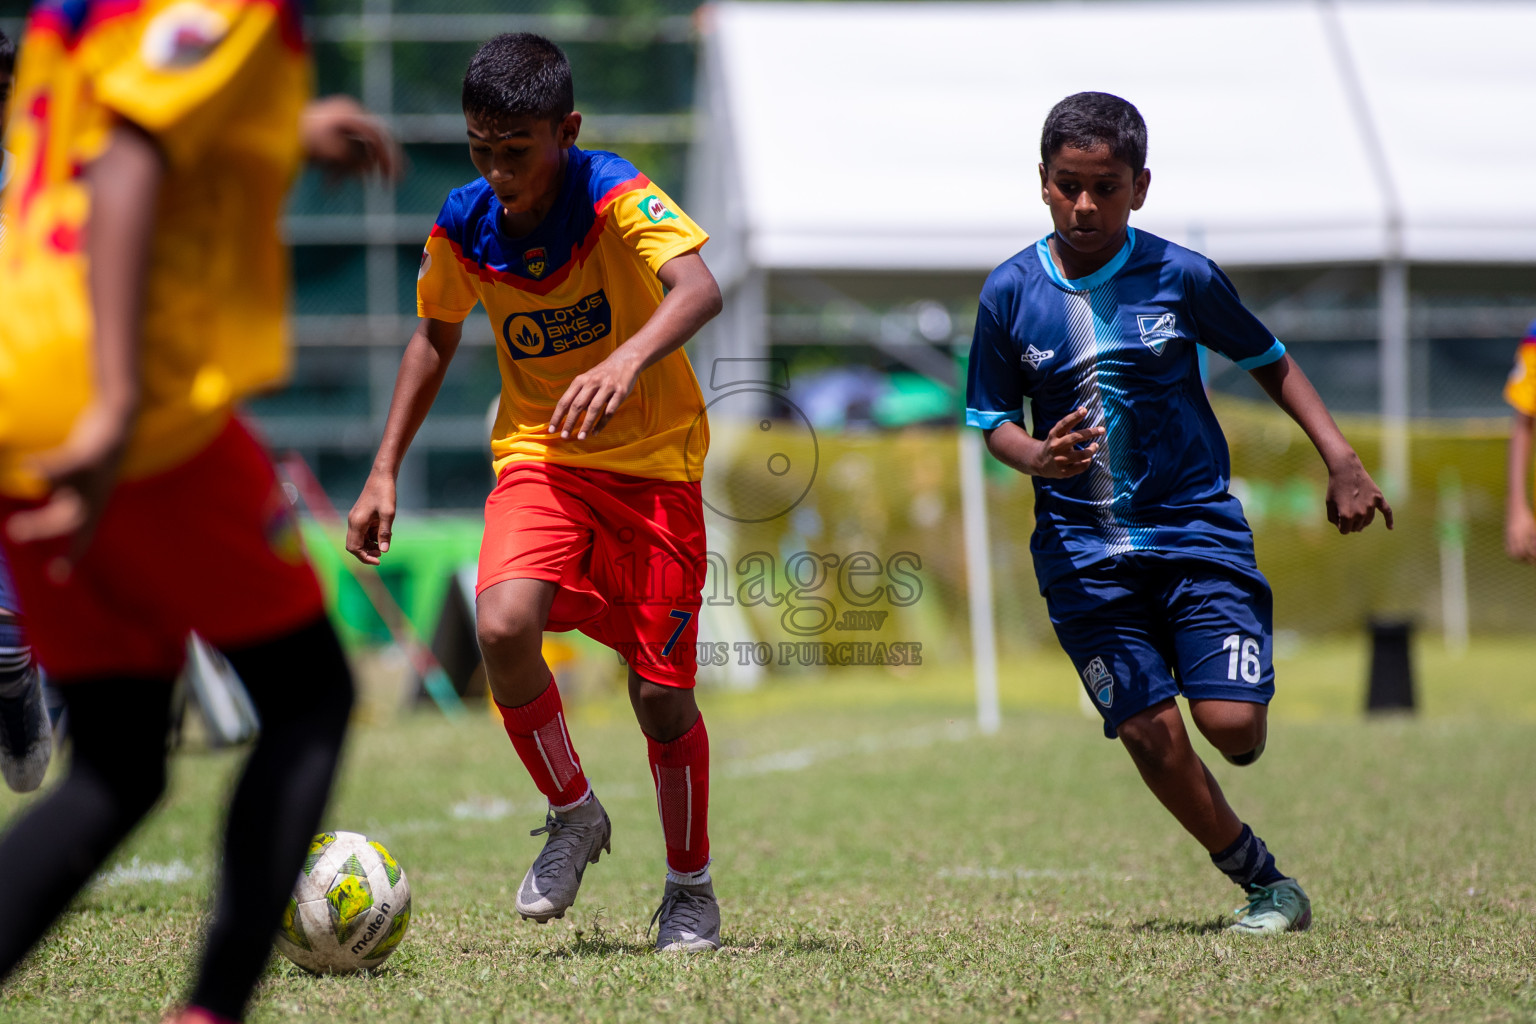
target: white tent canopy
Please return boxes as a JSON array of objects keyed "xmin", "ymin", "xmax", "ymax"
[
  {"xmin": 690, "ymin": 0, "xmax": 1536, "ymax": 275},
  {"xmin": 687, "ymin": 0, "xmax": 1534, "ymax": 730}
]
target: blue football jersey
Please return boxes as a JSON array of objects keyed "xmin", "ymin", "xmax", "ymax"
[{"xmin": 966, "ymin": 228, "xmax": 1285, "ymax": 591}]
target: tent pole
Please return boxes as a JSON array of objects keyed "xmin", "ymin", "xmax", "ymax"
[
  {"xmin": 1379, "ymin": 259, "xmax": 1410, "ymax": 501},
  {"xmin": 959, "ymin": 428, "xmax": 1000, "ymax": 735}
]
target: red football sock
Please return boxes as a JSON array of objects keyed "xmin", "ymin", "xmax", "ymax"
[
  {"xmin": 648, "ymin": 715, "xmax": 711, "ymax": 875},
  {"xmin": 496, "ymin": 677, "xmax": 590, "ymax": 809},
  {"xmin": 169, "ymin": 1007, "xmax": 241, "ymax": 1024}
]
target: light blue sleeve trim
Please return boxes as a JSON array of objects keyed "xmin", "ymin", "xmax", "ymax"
[
  {"xmin": 966, "ymin": 408, "xmax": 1024, "ymax": 429},
  {"xmin": 1235, "ymin": 338, "xmax": 1286, "ymax": 371}
]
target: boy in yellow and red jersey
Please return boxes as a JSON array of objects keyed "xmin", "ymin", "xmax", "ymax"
[
  {"xmin": 345, "ymin": 33, "xmax": 725, "ymax": 952},
  {"xmin": 1505, "ymin": 321, "xmax": 1536, "ymax": 564},
  {"xmin": 0, "ymin": 1, "xmax": 396, "ymax": 1018}
]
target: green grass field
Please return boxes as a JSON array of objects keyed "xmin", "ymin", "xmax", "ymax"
[{"xmin": 0, "ymin": 637, "xmax": 1533, "ymax": 1023}]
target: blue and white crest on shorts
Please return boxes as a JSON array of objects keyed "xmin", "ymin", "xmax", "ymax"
[
  {"xmin": 1082, "ymin": 656, "xmax": 1115, "ymax": 708},
  {"xmin": 1136, "ymin": 312, "xmax": 1179, "ymax": 355}
]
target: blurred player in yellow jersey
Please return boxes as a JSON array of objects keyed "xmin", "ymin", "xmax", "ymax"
[
  {"xmin": 345, "ymin": 33, "xmax": 726, "ymax": 952},
  {"xmin": 0, "ymin": 28, "xmax": 57, "ymax": 799},
  {"xmin": 0, "ymin": 2, "xmax": 396, "ymax": 1020},
  {"xmin": 1505, "ymin": 321, "xmax": 1536, "ymax": 564},
  {"xmin": 0, "ymin": 31, "xmax": 11, "ymax": 214}
]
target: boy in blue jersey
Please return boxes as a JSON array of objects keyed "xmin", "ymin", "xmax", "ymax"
[{"xmin": 967, "ymin": 93, "xmax": 1392, "ymax": 934}]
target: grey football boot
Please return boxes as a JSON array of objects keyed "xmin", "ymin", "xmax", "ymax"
[
  {"xmin": 515, "ymin": 793, "xmax": 612, "ymax": 922},
  {"xmin": 650, "ymin": 878, "xmax": 721, "ymax": 952},
  {"xmin": 0, "ymin": 664, "xmax": 52, "ymax": 793}
]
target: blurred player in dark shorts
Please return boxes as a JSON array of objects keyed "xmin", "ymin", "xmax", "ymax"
[{"xmin": 0, "ymin": 2, "xmax": 396, "ymax": 1021}]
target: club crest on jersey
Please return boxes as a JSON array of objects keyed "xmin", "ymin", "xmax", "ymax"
[
  {"xmin": 1082, "ymin": 656, "xmax": 1115, "ymax": 708},
  {"xmin": 639, "ymin": 194, "xmax": 678, "ymax": 224},
  {"xmin": 1022, "ymin": 344, "xmax": 1056, "ymax": 370},
  {"xmin": 1136, "ymin": 312, "xmax": 1179, "ymax": 355},
  {"xmin": 523, "ymin": 247, "xmax": 548, "ymax": 279},
  {"xmin": 142, "ymin": 2, "xmax": 229, "ymax": 69}
]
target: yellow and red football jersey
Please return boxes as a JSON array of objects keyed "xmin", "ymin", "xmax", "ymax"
[
  {"xmin": 1506, "ymin": 331, "xmax": 1536, "ymax": 418},
  {"xmin": 0, "ymin": 0, "xmax": 309, "ymax": 497},
  {"xmin": 0, "ymin": 151, "xmax": 12, "ymax": 251},
  {"xmin": 417, "ymin": 148, "xmax": 710, "ymax": 482}
]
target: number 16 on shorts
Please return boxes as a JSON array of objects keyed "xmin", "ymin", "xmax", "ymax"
[{"xmin": 1223, "ymin": 634, "xmax": 1263, "ymax": 684}]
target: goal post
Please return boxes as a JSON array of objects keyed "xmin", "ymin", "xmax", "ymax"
[{"xmin": 959, "ymin": 426, "xmax": 1001, "ymax": 734}]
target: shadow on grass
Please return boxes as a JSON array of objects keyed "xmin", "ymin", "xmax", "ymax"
[
  {"xmin": 740, "ymin": 934, "xmax": 860, "ymax": 955},
  {"xmin": 1108, "ymin": 917, "xmax": 1230, "ymax": 935},
  {"xmin": 538, "ymin": 933, "xmax": 854, "ymax": 960},
  {"xmin": 541, "ymin": 937, "xmax": 656, "ymax": 959}
]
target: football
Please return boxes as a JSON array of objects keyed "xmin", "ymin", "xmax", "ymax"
[{"xmin": 274, "ymin": 831, "xmax": 412, "ymax": 974}]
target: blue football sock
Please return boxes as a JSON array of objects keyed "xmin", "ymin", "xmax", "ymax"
[
  {"xmin": 0, "ymin": 612, "xmax": 33, "ymax": 697},
  {"xmin": 1211, "ymin": 823, "xmax": 1287, "ymax": 888},
  {"xmin": 0, "ymin": 644, "xmax": 32, "ymax": 700}
]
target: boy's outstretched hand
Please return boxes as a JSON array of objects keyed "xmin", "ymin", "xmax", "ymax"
[
  {"xmin": 1031, "ymin": 407, "xmax": 1106, "ymax": 478},
  {"xmin": 346, "ymin": 472, "xmax": 397, "ymax": 565},
  {"xmin": 1249, "ymin": 354, "xmax": 1392, "ymax": 537},
  {"xmin": 1507, "ymin": 509, "xmax": 1536, "ymax": 564},
  {"xmin": 980, "ymin": 408, "xmax": 1105, "ymax": 479},
  {"xmin": 301, "ymin": 95, "xmax": 402, "ymax": 180},
  {"xmin": 545, "ymin": 252, "xmax": 722, "ymax": 442},
  {"xmin": 548, "ymin": 348, "xmax": 641, "ymax": 441},
  {"xmin": 1324, "ymin": 452, "xmax": 1393, "ymax": 534},
  {"xmin": 4, "ymin": 401, "xmax": 132, "ymax": 579}
]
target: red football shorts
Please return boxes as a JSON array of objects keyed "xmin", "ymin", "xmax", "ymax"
[
  {"xmin": 0, "ymin": 416, "xmax": 325, "ymax": 681},
  {"xmin": 478, "ymin": 462, "xmax": 706, "ymax": 689}
]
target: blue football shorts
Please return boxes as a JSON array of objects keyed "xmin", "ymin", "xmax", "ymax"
[{"xmin": 1044, "ymin": 552, "xmax": 1275, "ymax": 739}]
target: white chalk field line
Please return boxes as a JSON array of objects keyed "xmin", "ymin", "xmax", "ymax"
[
  {"xmin": 90, "ymin": 725, "xmax": 1087, "ymax": 887},
  {"xmin": 94, "ymin": 856, "xmax": 197, "ymax": 888}
]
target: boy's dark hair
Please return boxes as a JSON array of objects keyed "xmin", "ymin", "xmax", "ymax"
[
  {"xmin": 1040, "ymin": 92, "xmax": 1147, "ymax": 175},
  {"xmin": 462, "ymin": 33, "xmax": 573, "ymax": 124},
  {"xmin": 0, "ymin": 29, "xmax": 15, "ymax": 78}
]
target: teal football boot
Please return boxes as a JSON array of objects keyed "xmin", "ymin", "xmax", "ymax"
[{"xmin": 1228, "ymin": 878, "xmax": 1312, "ymax": 935}]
